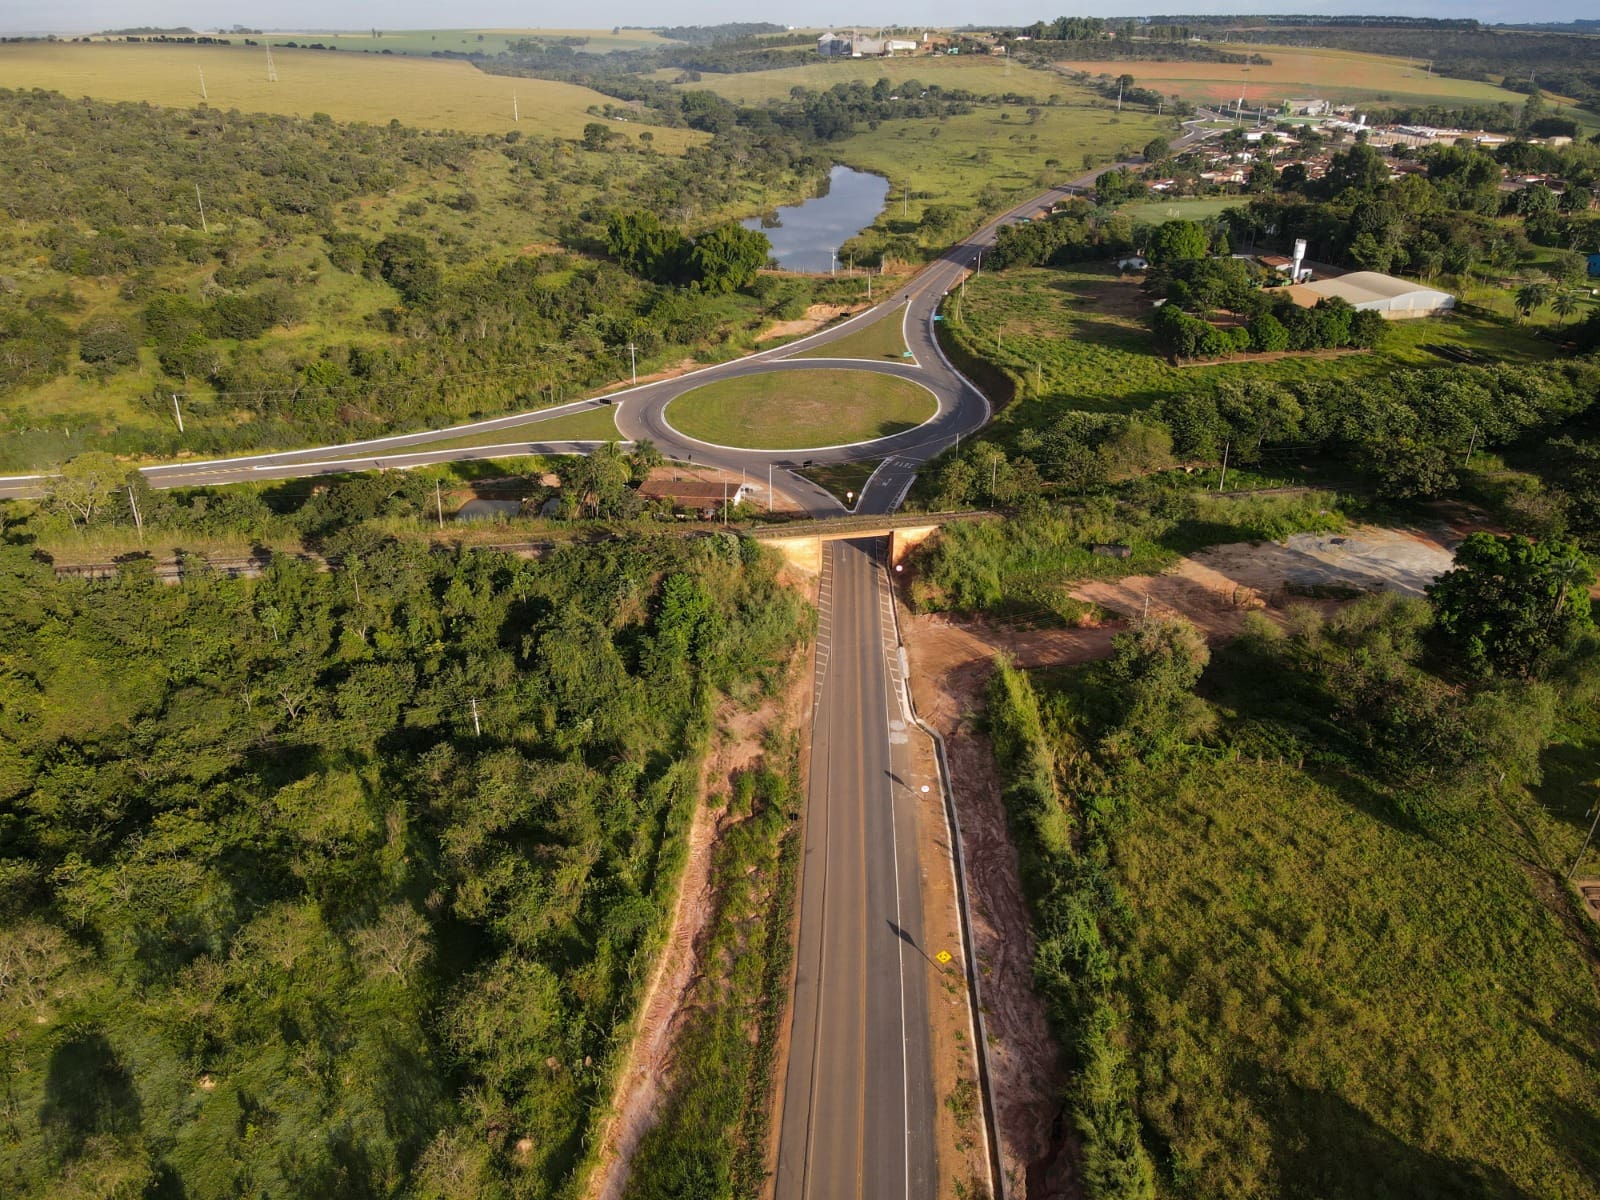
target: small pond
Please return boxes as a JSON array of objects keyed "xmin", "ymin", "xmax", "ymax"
[{"xmin": 743, "ymin": 165, "xmax": 890, "ymax": 273}]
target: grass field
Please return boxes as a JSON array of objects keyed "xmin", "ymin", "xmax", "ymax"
[
  {"xmin": 790, "ymin": 305, "xmax": 912, "ymax": 361},
  {"xmin": 417, "ymin": 405, "xmax": 623, "ymax": 450},
  {"xmin": 256, "ymin": 27, "xmax": 678, "ymax": 55},
  {"xmin": 664, "ymin": 370, "xmax": 936, "ymax": 449},
  {"xmin": 1058, "ymin": 42, "xmax": 1536, "ymax": 112},
  {"xmin": 795, "ymin": 458, "xmax": 882, "ymax": 503},
  {"xmin": 991, "ymin": 648, "xmax": 1600, "ymax": 1200},
  {"xmin": 943, "ymin": 264, "xmax": 1558, "ymax": 444},
  {"xmin": 0, "ymin": 42, "xmax": 702, "ymax": 147},
  {"xmin": 833, "ymin": 103, "xmax": 1168, "ymax": 259},
  {"xmin": 1118, "ymin": 196, "xmax": 1242, "ymax": 225}
]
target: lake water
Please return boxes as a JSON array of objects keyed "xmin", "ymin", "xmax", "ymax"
[{"xmin": 743, "ymin": 165, "xmax": 890, "ymax": 273}]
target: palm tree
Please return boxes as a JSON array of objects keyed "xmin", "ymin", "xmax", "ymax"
[
  {"xmin": 1514, "ymin": 281, "xmax": 1551, "ymax": 322},
  {"xmin": 1551, "ymin": 289, "xmax": 1580, "ymax": 326}
]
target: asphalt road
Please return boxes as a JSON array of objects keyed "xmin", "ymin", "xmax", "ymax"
[
  {"xmin": 0, "ymin": 119, "xmax": 1215, "ymax": 513},
  {"xmin": 776, "ymin": 537, "xmax": 936, "ymax": 1200}
]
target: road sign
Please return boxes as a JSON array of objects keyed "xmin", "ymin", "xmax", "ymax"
[{"xmin": 936, "ymin": 950, "xmax": 953, "ymax": 965}]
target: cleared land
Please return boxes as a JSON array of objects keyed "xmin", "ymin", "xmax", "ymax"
[
  {"xmin": 664, "ymin": 370, "xmax": 936, "ymax": 449},
  {"xmin": 1058, "ymin": 42, "xmax": 1535, "ymax": 111},
  {"xmin": 0, "ymin": 42, "xmax": 701, "ymax": 147},
  {"xmin": 791, "ymin": 306, "xmax": 912, "ymax": 361}
]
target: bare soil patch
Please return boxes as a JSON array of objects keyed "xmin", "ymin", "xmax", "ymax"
[
  {"xmin": 756, "ymin": 302, "xmax": 870, "ymax": 343},
  {"xmin": 901, "ymin": 609, "xmax": 1108, "ymax": 1199}
]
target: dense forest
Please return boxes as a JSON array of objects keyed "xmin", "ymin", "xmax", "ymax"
[{"xmin": 0, "ymin": 529, "xmax": 809, "ymax": 1198}]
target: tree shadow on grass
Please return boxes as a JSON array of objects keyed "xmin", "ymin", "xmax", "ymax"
[
  {"xmin": 1248, "ymin": 1069, "xmax": 1541, "ymax": 1200},
  {"xmin": 39, "ymin": 1029, "xmax": 143, "ymax": 1166}
]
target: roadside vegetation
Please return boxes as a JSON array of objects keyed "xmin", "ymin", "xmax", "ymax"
[
  {"xmin": 988, "ymin": 533, "xmax": 1600, "ymax": 1198},
  {"xmin": 0, "ymin": 524, "xmax": 809, "ymax": 1199},
  {"xmin": 623, "ymin": 739, "xmax": 802, "ymax": 1200}
]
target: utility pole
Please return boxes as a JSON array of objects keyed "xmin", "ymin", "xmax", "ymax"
[
  {"xmin": 470, "ymin": 697, "xmax": 481, "ymax": 737},
  {"xmin": 626, "ymin": 342, "xmax": 637, "ymax": 385},
  {"xmin": 435, "ymin": 480, "xmax": 444, "ymax": 528},
  {"xmin": 198, "ymin": 67, "xmax": 207, "ymax": 100},
  {"xmin": 1117, "ymin": 78, "xmax": 1124, "ymax": 112},
  {"xmin": 127, "ymin": 485, "xmax": 143, "ymax": 540},
  {"xmin": 513, "ymin": 92, "xmax": 519, "ymax": 122},
  {"xmin": 904, "ymin": 179, "xmax": 909, "ymax": 218},
  {"xmin": 1218, "ymin": 438, "xmax": 1231, "ymax": 491},
  {"xmin": 767, "ymin": 462, "xmax": 773, "ymax": 513},
  {"xmin": 1464, "ymin": 426, "xmax": 1477, "ymax": 468},
  {"xmin": 1570, "ymin": 798, "xmax": 1600, "ymax": 880},
  {"xmin": 171, "ymin": 393, "xmax": 185, "ymax": 433},
  {"xmin": 975, "ymin": 249, "xmax": 982, "ymax": 277},
  {"xmin": 722, "ymin": 477, "xmax": 728, "ymax": 525},
  {"xmin": 866, "ymin": 270, "xmax": 871, "ymax": 300},
  {"xmin": 194, "ymin": 184, "xmax": 208, "ymax": 234}
]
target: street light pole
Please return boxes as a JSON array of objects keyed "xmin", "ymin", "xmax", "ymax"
[{"xmin": 626, "ymin": 342, "xmax": 637, "ymax": 385}]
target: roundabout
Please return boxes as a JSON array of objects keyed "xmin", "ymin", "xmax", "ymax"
[{"xmin": 662, "ymin": 368, "xmax": 939, "ymax": 451}]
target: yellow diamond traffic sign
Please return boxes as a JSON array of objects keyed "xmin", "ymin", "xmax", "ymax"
[{"xmin": 936, "ymin": 950, "xmax": 953, "ymax": 965}]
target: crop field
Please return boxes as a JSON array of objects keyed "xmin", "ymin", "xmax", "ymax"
[
  {"xmin": 255, "ymin": 27, "xmax": 679, "ymax": 55},
  {"xmin": 664, "ymin": 370, "xmax": 936, "ymax": 449},
  {"xmin": 942, "ymin": 265, "xmax": 1556, "ymax": 443},
  {"xmin": 1058, "ymin": 43, "xmax": 1536, "ymax": 111},
  {"xmin": 0, "ymin": 42, "xmax": 702, "ymax": 147}
]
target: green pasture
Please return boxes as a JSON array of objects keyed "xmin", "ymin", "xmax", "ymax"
[
  {"xmin": 943, "ymin": 264, "xmax": 1558, "ymax": 443},
  {"xmin": 664, "ymin": 370, "xmax": 936, "ymax": 449},
  {"xmin": 0, "ymin": 42, "xmax": 702, "ymax": 146},
  {"xmin": 790, "ymin": 305, "xmax": 911, "ymax": 361}
]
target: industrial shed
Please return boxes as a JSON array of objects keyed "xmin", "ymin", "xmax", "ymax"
[{"xmin": 1284, "ymin": 272, "xmax": 1456, "ymax": 320}]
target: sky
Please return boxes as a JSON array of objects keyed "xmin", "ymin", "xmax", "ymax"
[{"xmin": 3, "ymin": 2, "xmax": 1596, "ymax": 36}]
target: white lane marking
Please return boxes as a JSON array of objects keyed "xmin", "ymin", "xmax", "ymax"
[{"xmin": 869, "ymin": 545, "xmax": 914, "ymax": 1200}]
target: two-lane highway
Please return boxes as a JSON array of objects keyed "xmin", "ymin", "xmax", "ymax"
[{"xmin": 777, "ymin": 537, "xmax": 935, "ymax": 1199}]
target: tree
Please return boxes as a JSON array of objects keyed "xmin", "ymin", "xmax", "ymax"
[
  {"xmin": 1552, "ymin": 289, "xmax": 1580, "ymax": 326},
  {"xmin": 1102, "ymin": 616, "xmax": 1212, "ymax": 755},
  {"xmin": 581, "ymin": 122, "xmax": 614, "ymax": 151},
  {"xmin": 688, "ymin": 223, "xmax": 769, "ymax": 293},
  {"xmin": 1514, "ymin": 281, "xmax": 1550, "ymax": 321},
  {"xmin": 1142, "ymin": 136, "xmax": 1170, "ymax": 164},
  {"xmin": 1427, "ymin": 533, "xmax": 1595, "ymax": 678},
  {"xmin": 1147, "ymin": 220, "xmax": 1208, "ymax": 265},
  {"xmin": 47, "ymin": 453, "xmax": 123, "ymax": 527}
]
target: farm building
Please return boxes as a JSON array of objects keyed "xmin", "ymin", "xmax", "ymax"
[
  {"xmin": 1284, "ymin": 271, "xmax": 1455, "ymax": 320},
  {"xmin": 638, "ymin": 478, "xmax": 754, "ymax": 517}
]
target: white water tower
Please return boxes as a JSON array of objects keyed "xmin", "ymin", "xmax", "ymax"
[{"xmin": 1292, "ymin": 238, "xmax": 1308, "ymax": 281}]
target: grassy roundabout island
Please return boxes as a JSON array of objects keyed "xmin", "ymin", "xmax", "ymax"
[{"xmin": 664, "ymin": 370, "xmax": 937, "ymax": 450}]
